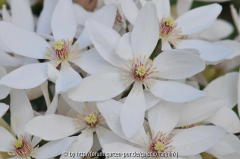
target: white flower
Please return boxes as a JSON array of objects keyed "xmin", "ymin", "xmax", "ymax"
[
  {"xmin": 0, "ymin": 0, "xmax": 117, "ymax": 94},
  {"xmin": 97, "ymin": 99, "xmax": 227, "ymax": 158},
  {"xmin": 0, "ymin": 103, "xmax": 8, "ymax": 118},
  {"xmin": 0, "ymin": 89, "xmax": 77, "ymax": 159},
  {"xmin": 25, "ymin": 93, "xmax": 124, "ymax": 158},
  {"xmin": 68, "ymin": 2, "xmax": 205, "ymax": 138}
]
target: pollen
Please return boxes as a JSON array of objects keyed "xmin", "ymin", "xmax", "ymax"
[
  {"xmin": 154, "ymin": 141, "xmax": 165, "ymax": 152},
  {"xmin": 85, "ymin": 113, "xmax": 97, "ymax": 124},
  {"xmin": 54, "ymin": 40, "xmax": 64, "ymax": 50},
  {"xmin": 136, "ymin": 66, "xmax": 146, "ymax": 76},
  {"xmin": 165, "ymin": 17, "xmax": 175, "ymax": 27},
  {"xmin": 15, "ymin": 140, "xmax": 23, "ymax": 149}
]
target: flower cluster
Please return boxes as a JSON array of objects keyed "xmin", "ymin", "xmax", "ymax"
[{"xmin": 0, "ymin": 0, "xmax": 239, "ymax": 159}]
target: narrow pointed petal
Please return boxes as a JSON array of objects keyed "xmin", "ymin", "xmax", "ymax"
[
  {"xmin": 148, "ymin": 101, "xmax": 182, "ymax": 135},
  {"xmin": 120, "ymin": 0, "xmax": 139, "ymax": 25},
  {"xmin": 176, "ymin": 4, "xmax": 222, "ymax": 35},
  {"xmin": 176, "ymin": 39, "xmax": 233, "ymax": 63},
  {"xmin": 85, "ymin": 19, "xmax": 125, "ymax": 68},
  {"xmin": 25, "ymin": 114, "xmax": 83, "ymax": 141},
  {"xmin": 149, "ymin": 80, "xmax": 205, "ymax": 103},
  {"xmin": 33, "ymin": 137, "xmax": 77, "ymax": 159},
  {"xmin": 71, "ymin": 48, "xmax": 121, "ymax": 75},
  {"xmin": 37, "ymin": 0, "xmax": 58, "ymax": 35},
  {"xmin": 205, "ymin": 107, "xmax": 240, "ymax": 133},
  {"xmin": 10, "ymin": 89, "xmax": 34, "ymax": 137},
  {"xmin": 56, "ymin": 63, "xmax": 82, "ymax": 94},
  {"xmin": 131, "ymin": 2, "xmax": 159, "ymax": 59},
  {"xmin": 51, "ymin": 0, "xmax": 77, "ymax": 40},
  {"xmin": 68, "ymin": 72, "xmax": 128, "ymax": 102},
  {"xmin": 0, "ymin": 63, "xmax": 48, "ymax": 89},
  {"xmin": 77, "ymin": 4, "xmax": 117, "ymax": 49},
  {"xmin": 45, "ymin": 95, "xmax": 59, "ymax": 115},
  {"xmin": 152, "ymin": 0, "xmax": 170, "ymax": 20},
  {"xmin": 116, "ymin": 32, "xmax": 133, "ymax": 60},
  {"xmin": 204, "ymin": 72, "xmax": 238, "ymax": 109},
  {"xmin": 0, "ymin": 127, "xmax": 15, "ymax": 152},
  {"xmin": 177, "ymin": 97, "xmax": 227, "ymax": 127},
  {"xmin": 172, "ymin": 126, "xmax": 226, "ymax": 156},
  {"xmin": 0, "ymin": 22, "xmax": 49, "ymax": 59},
  {"xmin": 11, "ymin": 0, "xmax": 34, "ymax": 31},
  {"xmin": 176, "ymin": 0, "xmax": 193, "ymax": 16},
  {"xmin": 153, "ymin": 51, "xmax": 205, "ymax": 79},
  {"xmin": 97, "ymin": 128, "xmax": 126, "ymax": 146},
  {"xmin": 121, "ymin": 83, "xmax": 145, "ymax": 138}
]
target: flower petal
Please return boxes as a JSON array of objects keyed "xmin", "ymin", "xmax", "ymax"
[
  {"xmin": 60, "ymin": 130, "xmax": 93, "ymax": 159},
  {"xmin": 0, "ymin": 22, "xmax": 49, "ymax": 59},
  {"xmin": 77, "ymin": 4, "xmax": 117, "ymax": 49},
  {"xmin": 204, "ymin": 72, "xmax": 238, "ymax": 109},
  {"xmin": 51, "ymin": 0, "xmax": 77, "ymax": 40},
  {"xmin": 0, "ymin": 103, "xmax": 9, "ymax": 118},
  {"xmin": 152, "ymin": 0, "xmax": 170, "ymax": 20},
  {"xmin": 45, "ymin": 95, "xmax": 59, "ymax": 115},
  {"xmin": 116, "ymin": 32, "xmax": 133, "ymax": 60},
  {"xmin": 206, "ymin": 139, "xmax": 234, "ymax": 157},
  {"xmin": 121, "ymin": 83, "xmax": 145, "ymax": 138},
  {"xmin": 144, "ymin": 91, "xmax": 161, "ymax": 110},
  {"xmin": 68, "ymin": 72, "xmax": 128, "ymax": 102},
  {"xmin": 205, "ymin": 107, "xmax": 240, "ymax": 133},
  {"xmin": 199, "ymin": 19, "xmax": 233, "ymax": 41},
  {"xmin": 37, "ymin": 0, "xmax": 58, "ymax": 35},
  {"xmin": 97, "ymin": 99, "xmax": 148, "ymax": 145},
  {"xmin": 0, "ymin": 126, "xmax": 15, "ymax": 152},
  {"xmin": 176, "ymin": 0, "xmax": 193, "ymax": 16},
  {"xmin": 176, "ymin": 4, "xmax": 222, "ymax": 35},
  {"xmin": 161, "ymin": 39, "xmax": 172, "ymax": 51},
  {"xmin": 10, "ymin": 89, "xmax": 34, "ymax": 137},
  {"xmin": 10, "ymin": 0, "xmax": 34, "ymax": 31},
  {"xmin": 56, "ymin": 63, "xmax": 82, "ymax": 94},
  {"xmin": 85, "ymin": 19, "xmax": 126, "ymax": 68},
  {"xmin": 131, "ymin": 2, "xmax": 159, "ymax": 59},
  {"xmin": 176, "ymin": 39, "xmax": 233, "ymax": 63},
  {"xmin": 148, "ymin": 101, "xmax": 182, "ymax": 135},
  {"xmin": 154, "ymin": 51, "xmax": 205, "ymax": 79},
  {"xmin": 149, "ymin": 80, "xmax": 205, "ymax": 103},
  {"xmin": 33, "ymin": 136, "xmax": 77, "ymax": 159},
  {"xmin": 120, "ymin": 0, "xmax": 139, "ymax": 25},
  {"xmin": 172, "ymin": 126, "xmax": 226, "ymax": 156},
  {"xmin": 71, "ymin": 48, "xmax": 121, "ymax": 75},
  {"xmin": 1, "ymin": 63, "xmax": 48, "ymax": 89},
  {"xmin": 177, "ymin": 97, "xmax": 227, "ymax": 127},
  {"xmin": 48, "ymin": 63, "xmax": 59, "ymax": 83},
  {"xmin": 25, "ymin": 114, "xmax": 82, "ymax": 141},
  {"xmin": 73, "ymin": 4, "xmax": 93, "ymax": 26},
  {"xmin": 214, "ymin": 40, "xmax": 240, "ymax": 59}
]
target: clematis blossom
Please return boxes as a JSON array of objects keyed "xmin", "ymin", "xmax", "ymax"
[{"xmin": 68, "ymin": 2, "xmax": 206, "ymax": 138}]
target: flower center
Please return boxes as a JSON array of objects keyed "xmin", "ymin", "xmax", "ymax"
[
  {"xmin": 159, "ymin": 16, "xmax": 183, "ymax": 45},
  {"xmin": 154, "ymin": 141, "xmax": 165, "ymax": 152},
  {"xmin": 45, "ymin": 39, "xmax": 81, "ymax": 66},
  {"xmin": 149, "ymin": 131, "xmax": 174, "ymax": 154},
  {"xmin": 121, "ymin": 55, "xmax": 159, "ymax": 89},
  {"xmin": 73, "ymin": 104, "xmax": 106, "ymax": 131},
  {"xmin": 9, "ymin": 136, "xmax": 35, "ymax": 158},
  {"xmin": 85, "ymin": 113, "xmax": 97, "ymax": 124}
]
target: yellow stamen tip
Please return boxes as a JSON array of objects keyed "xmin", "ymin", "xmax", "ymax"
[
  {"xmin": 85, "ymin": 113, "xmax": 97, "ymax": 124},
  {"xmin": 54, "ymin": 40, "xmax": 64, "ymax": 50},
  {"xmin": 165, "ymin": 17, "xmax": 175, "ymax": 27},
  {"xmin": 15, "ymin": 140, "xmax": 23, "ymax": 149},
  {"xmin": 136, "ymin": 66, "xmax": 146, "ymax": 76},
  {"xmin": 154, "ymin": 141, "xmax": 165, "ymax": 152}
]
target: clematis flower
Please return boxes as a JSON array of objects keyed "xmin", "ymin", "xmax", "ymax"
[
  {"xmin": 0, "ymin": 89, "xmax": 78, "ymax": 159},
  {"xmin": 97, "ymin": 99, "xmax": 227, "ymax": 159},
  {"xmin": 120, "ymin": 0, "xmax": 233, "ymax": 64},
  {"xmin": 0, "ymin": 0, "xmax": 117, "ymax": 94},
  {"xmin": 25, "ymin": 94, "xmax": 124, "ymax": 158},
  {"xmin": 68, "ymin": 2, "xmax": 206, "ymax": 138}
]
